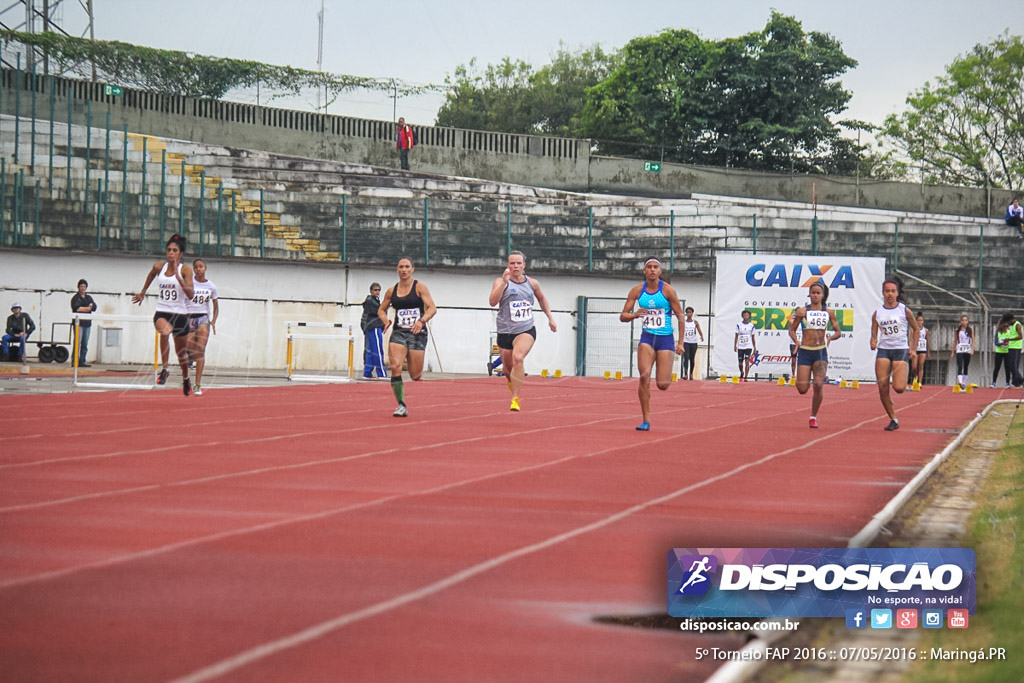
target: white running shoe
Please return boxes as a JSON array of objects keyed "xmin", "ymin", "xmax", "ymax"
[{"xmin": 393, "ymin": 404, "xmax": 408, "ymax": 417}]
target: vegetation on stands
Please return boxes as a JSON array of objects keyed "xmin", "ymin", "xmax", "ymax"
[
  {"xmin": 0, "ymin": 30, "xmax": 440, "ymax": 103},
  {"xmin": 881, "ymin": 32, "xmax": 1024, "ymax": 190}
]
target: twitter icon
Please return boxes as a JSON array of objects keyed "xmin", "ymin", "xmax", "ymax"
[{"xmin": 870, "ymin": 609, "xmax": 892, "ymax": 629}]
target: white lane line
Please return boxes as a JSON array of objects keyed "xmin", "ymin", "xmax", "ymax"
[
  {"xmin": 169, "ymin": 410, "xmax": 894, "ymax": 683},
  {"xmin": 0, "ymin": 401, "xmax": 801, "ymax": 590}
]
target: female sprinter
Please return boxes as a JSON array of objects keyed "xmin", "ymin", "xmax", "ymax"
[
  {"xmin": 186, "ymin": 258, "xmax": 219, "ymax": 396},
  {"xmin": 870, "ymin": 276, "xmax": 920, "ymax": 431},
  {"xmin": 620, "ymin": 258, "xmax": 685, "ymax": 431},
  {"xmin": 949, "ymin": 315, "xmax": 974, "ymax": 390},
  {"xmin": 681, "ymin": 307, "xmax": 704, "ymax": 380},
  {"xmin": 789, "ymin": 281, "xmax": 841, "ymax": 428},
  {"xmin": 488, "ymin": 251, "xmax": 557, "ymax": 411},
  {"xmin": 912, "ymin": 314, "xmax": 928, "ymax": 388},
  {"xmin": 132, "ymin": 234, "xmax": 195, "ymax": 396},
  {"xmin": 378, "ymin": 257, "xmax": 437, "ymax": 417}
]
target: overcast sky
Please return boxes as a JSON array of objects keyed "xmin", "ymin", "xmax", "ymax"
[{"xmin": 28, "ymin": 0, "xmax": 1019, "ymax": 130}]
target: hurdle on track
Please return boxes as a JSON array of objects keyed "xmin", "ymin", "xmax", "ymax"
[
  {"xmin": 71, "ymin": 313, "xmax": 160, "ymax": 390},
  {"xmin": 285, "ymin": 321, "xmax": 355, "ymax": 382}
]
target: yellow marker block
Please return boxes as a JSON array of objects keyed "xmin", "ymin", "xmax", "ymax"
[
  {"xmin": 731, "ymin": 376, "xmax": 740, "ymax": 384},
  {"xmin": 778, "ymin": 377, "xmax": 787, "ymax": 386},
  {"xmin": 851, "ymin": 380, "xmax": 860, "ymax": 389},
  {"xmin": 541, "ymin": 369, "xmax": 549, "ymax": 378},
  {"xmin": 672, "ymin": 373, "xmax": 678, "ymax": 382},
  {"xmin": 614, "ymin": 370, "xmax": 622, "ymax": 380},
  {"xmin": 788, "ymin": 377, "xmax": 796, "ymax": 387},
  {"xmin": 603, "ymin": 370, "xmax": 611, "ymax": 379},
  {"xmin": 720, "ymin": 375, "xmax": 728, "ymax": 383},
  {"xmin": 966, "ymin": 384, "xmax": 974, "ymax": 394},
  {"xmin": 839, "ymin": 379, "xmax": 848, "ymax": 388},
  {"xmin": 553, "ymin": 369, "xmax": 562, "ymax": 378},
  {"xmin": 952, "ymin": 384, "xmax": 962, "ymax": 394}
]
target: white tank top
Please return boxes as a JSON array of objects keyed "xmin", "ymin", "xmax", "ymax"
[
  {"xmin": 154, "ymin": 263, "xmax": 189, "ymax": 314},
  {"xmin": 875, "ymin": 303, "xmax": 909, "ymax": 350},
  {"xmin": 916, "ymin": 327, "xmax": 928, "ymax": 352},
  {"xmin": 956, "ymin": 329, "xmax": 972, "ymax": 354},
  {"xmin": 188, "ymin": 279, "xmax": 218, "ymax": 316},
  {"xmin": 683, "ymin": 319, "xmax": 698, "ymax": 343}
]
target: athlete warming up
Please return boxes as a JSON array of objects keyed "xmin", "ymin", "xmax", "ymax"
[
  {"xmin": 681, "ymin": 307, "xmax": 704, "ymax": 380},
  {"xmin": 132, "ymin": 234, "xmax": 195, "ymax": 396},
  {"xmin": 950, "ymin": 315, "xmax": 975, "ymax": 390},
  {"xmin": 488, "ymin": 251, "xmax": 556, "ymax": 412},
  {"xmin": 186, "ymin": 258, "xmax": 218, "ymax": 396},
  {"xmin": 912, "ymin": 314, "xmax": 928, "ymax": 389},
  {"xmin": 378, "ymin": 258, "xmax": 437, "ymax": 417},
  {"xmin": 620, "ymin": 258, "xmax": 685, "ymax": 431},
  {"xmin": 789, "ymin": 281, "xmax": 841, "ymax": 428},
  {"xmin": 734, "ymin": 310, "xmax": 757, "ymax": 381},
  {"xmin": 870, "ymin": 276, "xmax": 920, "ymax": 431}
]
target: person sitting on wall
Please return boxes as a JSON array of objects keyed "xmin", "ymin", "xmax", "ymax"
[
  {"xmin": 1005, "ymin": 198, "xmax": 1024, "ymax": 238},
  {"xmin": 3, "ymin": 303, "xmax": 36, "ymax": 362}
]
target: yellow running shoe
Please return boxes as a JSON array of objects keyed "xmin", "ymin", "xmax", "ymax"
[{"xmin": 510, "ymin": 397, "xmax": 521, "ymax": 412}]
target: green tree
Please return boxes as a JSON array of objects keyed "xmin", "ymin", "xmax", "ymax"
[
  {"xmin": 580, "ymin": 12, "xmax": 858, "ymax": 173},
  {"xmin": 881, "ymin": 33, "xmax": 1024, "ymax": 189},
  {"xmin": 436, "ymin": 46, "xmax": 610, "ymax": 136}
]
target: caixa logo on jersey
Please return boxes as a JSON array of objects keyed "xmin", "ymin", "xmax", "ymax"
[
  {"xmin": 746, "ymin": 264, "xmax": 856, "ymax": 289},
  {"xmin": 667, "ymin": 548, "xmax": 975, "ymax": 618}
]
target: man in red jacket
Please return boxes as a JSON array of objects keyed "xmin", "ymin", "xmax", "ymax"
[{"xmin": 396, "ymin": 117, "xmax": 415, "ymax": 170}]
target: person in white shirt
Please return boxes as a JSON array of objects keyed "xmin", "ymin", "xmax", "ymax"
[
  {"xmin": 733, "ymin": 310, "xmax": 757, "ymax": 381},
  {"xmin": 949, "ymin": 314, "xmax": 974, "ymax": 389},
  {"xmin": 186, "ymin": 258, "xmax": 219, "ymax": 396},
  {"xmin": 911, "ymin": 314, "xmax": 928, "ymax": 387},
  {"xmin": 131, "ymin": 234, "xmax": 195, "ymax": 396},
  {"xmin": 1005, "ymin": 199, "xmax": 1024, "ymax": 238},
  {"xmin": 870, "ymin": 276, "xmax": 920, "ymax": 431}
]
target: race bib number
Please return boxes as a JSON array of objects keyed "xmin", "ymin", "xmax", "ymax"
[
  {"xmin": 159, "ymin": 285, "xmax": 178, "ymax": 301},
  {"xmin": 397, "ymin": 308, "xmax": 421, "ymax": 328},
  {"xmin": 878, "ymin": 319, "xmax": 900, "ymax": 336},
  {"xmin": 684, "ymin": 326, "xmax": 697, "ymax": 342},
  {"xmin": 192, "ymin": 292, "xmax": 211, "ymax": 306},
  {"xmin": 510, "ymin": 300, "xmax": 533, "ymax": 323},
  {"xmin": 738, "ymin": 335, "xmax": 751, "ymax": 347},
  {"xmin": 642, "ymin": 308, "xmax": 666, "ymax": 330},
  {"xmin": 956, "ymin": 343, "xmax": 972, "ymax": 354}
]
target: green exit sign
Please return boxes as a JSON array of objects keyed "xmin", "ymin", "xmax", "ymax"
[
  {"xmin": 644, "ymin": 161, "xmax": 662, "ymax": 173},
  {"xmin": 104, "ymin": 85, "xmax": 123, "ymax": 96}
]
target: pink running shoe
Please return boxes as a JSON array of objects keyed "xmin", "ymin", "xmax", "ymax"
[{"xmin": 809, "ymin": 416, "xmax": 818, "ymax": 429}]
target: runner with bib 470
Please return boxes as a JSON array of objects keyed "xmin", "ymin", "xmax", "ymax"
[{"xmin": 620, "ymin": 258, "xmax": 685, "ymax": 431}]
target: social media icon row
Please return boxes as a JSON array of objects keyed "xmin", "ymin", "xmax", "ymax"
[{"xmin": 846, "ymin": 608, "xmax": 968, "ymax": 629}]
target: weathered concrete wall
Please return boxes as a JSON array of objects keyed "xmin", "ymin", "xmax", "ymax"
[{"xmin": 3, "ymin": 69, "xmax": 1018, "ymax": 218}]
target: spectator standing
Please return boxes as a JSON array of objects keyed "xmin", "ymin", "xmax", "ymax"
[
  {"xmin": 1005, "ymin": 199, "xmax": 1024, "ymax": 238},
  {"xmin": 3, "ymin": 303, "xmax": 36, "ymax": 362},
  {"xmin": 361, "ymin": 282, "xmax": 387, "ymax": 379},
  {"xmin": 71, "ymin": 278, "xmax": 97, "ymax": 367},
  {"xmin": 396, "ymin": 117, "xmax": 415, "ymax": 171}
]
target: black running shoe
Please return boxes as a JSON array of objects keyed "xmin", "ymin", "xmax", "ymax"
[
  {"xmin": 183, "ymin": 377, "xmax": 192, "ymax": 397},
  {"xmin": 884, "ymin": 419, "xmax": 899, "ymax": 431},
  {"xmin": 157, "ymin": 369, "xmax": 169, "ymax": 385}
]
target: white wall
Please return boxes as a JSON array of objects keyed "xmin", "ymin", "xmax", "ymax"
[{"xmin": 1, "ymin": 251, "xmax": 713, "ymax": 375}]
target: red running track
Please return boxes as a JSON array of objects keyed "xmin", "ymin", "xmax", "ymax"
[{"xmin": 0, "ymin": 378, "xmax": 1009, "ymax": 682}]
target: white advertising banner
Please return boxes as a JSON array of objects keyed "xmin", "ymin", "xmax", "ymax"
[{"xmin": 713, "ymin": 254, "xmax": 886, "ymax": 380}]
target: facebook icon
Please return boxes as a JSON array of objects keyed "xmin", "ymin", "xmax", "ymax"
[{"xmin": 845, "ymin": 609, "xmax": 866, "ymax": 629}]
